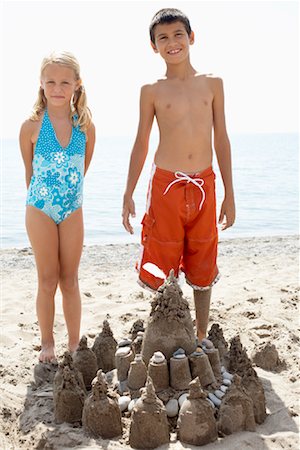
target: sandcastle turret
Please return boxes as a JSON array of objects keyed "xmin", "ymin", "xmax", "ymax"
[
  {"xmin": 54, "ymin": 366, "xmax": 86, "ymax": 424},
  {"xmin": 227, "ymin": 335, "xmax": 266, "ymax": 423},
  {"xmin": 82, "ymin": 369, "xmax": 122, "ymax": 438},
  {"xmin": 141, "ymin": 270, "xmax": 196, "ymax": 364},
  {"xmin": 53, "ymin": 351, "xmax": 86, "ymax": 397},
  {"xmin": 147, "ymin": 351, "xmax": 169, "ymax": 392},
  {"xmin": 207, "ymin": 323, "xmax": 229, "ymax": 366},
  {"xmin": 169, "ymin": 349, "xmax": 192, "ymax": 390},
  {"xmin": 217, "ymin": 374, "xmax": 256, "ymax": 434},
  {"xmin": 228, "ymin": 335, "xmax": 253, "ymax": 376},
  {"xmin": 92, "ymin": 320, "xmax": 117, "ymax": 372},
  {"xmin": 129, "ymin": 377, "xmax": 170, "ymax": 449},
  {"xmin": 128, "ymin": 354, "xmax": 148, "ymax": 395},
  {"xmin": 73, "ymin": 335, "xmax": 98, "ymax": 388},
  {"xmin": 177, "ymin": 377, "xmax": 218, "ymax": 446},
  {"xmin": 240, "ymin": 367, "xmax": 267, "ymax": 424}
]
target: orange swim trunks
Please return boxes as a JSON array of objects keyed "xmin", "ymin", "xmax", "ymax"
[{"xmin": 137, "ymin": 164, "xmax": 219, "ymax": 291}]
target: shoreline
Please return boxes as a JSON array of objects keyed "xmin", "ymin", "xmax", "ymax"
[{"xmin": 1, "ymin": 231, "xmax": 298, "ymax": 252}]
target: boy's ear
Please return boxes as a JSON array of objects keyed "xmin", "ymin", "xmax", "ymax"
[
  {"xmin": 189, "ymin": 31, "xmax": 195, "ymax": 45},
  {"xmin": 150, "ymin": 41, "xmax": 159, "ymax": 53}
]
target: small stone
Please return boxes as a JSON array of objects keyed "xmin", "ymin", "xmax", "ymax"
[
  {"xmin": 173, "ymin": 353, "xmax": 186, "ymax": 359},
  {"xmin": 173, "ymin": 348, "xmax": 185, "ymax": 356},
  {"xmin": 222, "ymin": 379, "xmax": 232, "ymax": 386},
  {"xmin": 151, "ymin": 351, "xmax": 165, "ymax": 364},
  {"xmin": 223, "ymin": 371, "xmax": 233, "ymax": 381},
  {"xmin": 214, "ymin": 389, "xmax": 225, "ymax": 399},
  {"xmin": 221, "ymin": 366, "xmax": 226, "ymax": 373},
  {"xmin": 191, "ymin": 349, "xmax": 204, "ymax": 356},
  {"xmin": 208, "ymin": 392, "xmax": 221, "ymax": 407},
  {"xmin": 165, "ymin": 399, "xmax": 179, "ymax": 417},
  {"xmin": 118, "ymin": 338, "xmax": 132, "ymax": 347},
  {"xmin": 202, "ymin": 338, "xmax": 214, "ymax": 349},
  {"xmin": 115, "ymin": 346, "xmax": 131, "ymax": 357},
  {"xmin": 220, "ymin": 385, "xmax": 228, "ymax": 393},
  {"xmin": 118, "ymin": 395, "xmax": 131, "ymax": 412},
  {"xmin": 128, "ymin": 398, "xmax": 139, "ymax": 413},
  {"xmin": 178, "ymin": 393, "xmax": 188, "ymax": 408},
  {"xmin": 207, "ymin": 398, "xmax": 215, "ymax": 408}
]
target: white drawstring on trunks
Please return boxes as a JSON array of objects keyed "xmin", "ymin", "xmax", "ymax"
[{"xmin": 163, "ymin": 171, "xmax": 206, "ymax": 210}]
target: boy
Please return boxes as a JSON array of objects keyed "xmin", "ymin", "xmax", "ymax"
[{"xmin": 122, "ymin": 8, "xmax": 235, "ymax": 342}]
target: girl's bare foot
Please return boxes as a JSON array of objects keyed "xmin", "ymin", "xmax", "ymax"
[
  {"xmin": 68, "ymin": 341, "xmax": 79, "ymax": 354},
  {"xmin": 39, "ymin": 343, "xmax": 56, "ymax": 363}
]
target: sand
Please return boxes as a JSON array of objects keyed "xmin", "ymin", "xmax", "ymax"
[{"xmin": 0, "ymin": 235, "xmax": 299, "ymax": 449}]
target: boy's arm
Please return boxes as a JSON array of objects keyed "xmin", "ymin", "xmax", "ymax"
[
  {"xmin": 84, "ymin": 122, "xmax": 96, "ymax": 175},
  {"xmin": 212, "ymin": 77, "xmax": 235, "ymax": 230},
  {"xmin": 19, "ymin": 120, "xmax": 34, "ymax": 189},
  {"xmin": 122, "ymin": 85, "xmax": 155, "ymax": 234}
]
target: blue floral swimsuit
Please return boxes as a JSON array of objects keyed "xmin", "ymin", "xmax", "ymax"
[{"xmin": 26, "ymin": 109, "xmax": 86, "ymax": 224}]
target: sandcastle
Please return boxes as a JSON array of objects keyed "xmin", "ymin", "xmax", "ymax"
[
  {"xmin": 50, "ymin": 271, "xmax": 266, "ymax": 448},
  {"xmin": 82, "ymin": 369, "xmax": 122, "ymax": 439},
  {"xmin": 92, "ymin": 320, "xmax": 117, "ymax": 372},
  {"xmin": 141, "ymin": 270, "xmax": 197, "ymax": 363}
]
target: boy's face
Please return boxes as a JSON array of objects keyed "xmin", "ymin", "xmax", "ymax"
[{"xmin": 151, "ymin": 21, "xmax": 194, "ymax": 63}]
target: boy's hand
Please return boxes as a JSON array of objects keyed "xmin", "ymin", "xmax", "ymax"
[
  {"xmin": 218, "ymin": 196, "xmax": 236, "ymax": 230},
  {"xmin": 122, "ymin": 195, "xmax": 136, "ymax": 234}
]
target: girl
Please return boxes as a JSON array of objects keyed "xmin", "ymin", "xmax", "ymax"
[{"xmin": 19, "ymin": 52, "xmax": 95, "ymax": 363}]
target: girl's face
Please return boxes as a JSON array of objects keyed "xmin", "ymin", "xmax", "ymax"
[{"xmin": 41, "ymin": 63, "xmax": 80, "ymax": 108}]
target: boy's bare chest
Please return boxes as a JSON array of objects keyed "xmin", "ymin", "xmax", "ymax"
[{"xmin": 154, "ymin": 84, "xmax": 213, "ymax": 123}]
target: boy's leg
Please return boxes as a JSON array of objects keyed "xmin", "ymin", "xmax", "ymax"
[
  {"xmin": 58, "ymin": 208, "xmax": 83, "ymax": 352},
  {"xmin": 193, "ymin": 288, "xmax": 212, "ymax": 341},
  {"xmin": 26, "ymin": 206, "xmax": 59, "ymax": 362}
]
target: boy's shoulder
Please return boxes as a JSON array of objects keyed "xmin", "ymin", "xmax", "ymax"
[{"xmin": 196, "ymin": 73, "xmax": 223, "ymax": 84}]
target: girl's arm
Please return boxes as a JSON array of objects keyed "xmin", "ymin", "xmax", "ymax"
[
  {"xmin": 84, "ymin": 122, "xmax": 96, "ymax": 175},
  {"xmin": 19, "ymin": 120, "xmax": 35, "ymax": 188}
]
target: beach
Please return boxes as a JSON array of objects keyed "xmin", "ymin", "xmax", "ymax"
[{"xmin": 0, "ymin": 235, "xmax": 299, "ymax": 449}]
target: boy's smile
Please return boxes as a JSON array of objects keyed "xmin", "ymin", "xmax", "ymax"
[{"xmin": 152, "ymin": 21, "xmax": 194, "ymax": 63}]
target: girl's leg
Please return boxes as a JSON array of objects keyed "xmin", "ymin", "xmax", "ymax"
[
  {"xmin": 58, "ymin": 208, "xmax": 84, "ymax": 352},
  {"xmin": 26, "ymin": 206, "xmax": 59, "ymax": 362}
]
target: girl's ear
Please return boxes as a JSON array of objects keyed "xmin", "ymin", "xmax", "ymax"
[
  {"xmin": 189, "ymin": 31, "xmax": 195, "ymax": 45},
  {"xmin": 150, "ymin": 41, "xmax": 159, "ymax": 53},
  {"xmin": 75, "ymin": 79, "xmax": 82, "ymax": 91}
]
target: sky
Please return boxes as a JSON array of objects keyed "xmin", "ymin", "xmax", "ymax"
[{"xmin": 1, "ymin": 0, "xmax": 299, "ymax": 139}]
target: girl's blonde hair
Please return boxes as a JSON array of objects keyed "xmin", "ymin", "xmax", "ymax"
[{"xmin": 30, "ymin": 51, "xmax": 92, "ymax": 133}]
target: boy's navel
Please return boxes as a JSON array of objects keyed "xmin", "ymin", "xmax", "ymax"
[{"xmin": 166, "ymin": 103, "xmax": 171, "ymax": 109}]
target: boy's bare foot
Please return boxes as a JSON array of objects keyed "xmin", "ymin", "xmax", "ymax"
[{"xmin": 39, "ymin": 343, "xmax": 56, "ymax": 363}]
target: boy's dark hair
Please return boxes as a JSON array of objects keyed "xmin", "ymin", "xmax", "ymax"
[{"xmin": 149, "ymin": 8, "xmax": 192, "ymax": 44}]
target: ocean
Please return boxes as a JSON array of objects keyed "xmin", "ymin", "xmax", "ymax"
[{"xmin": 1, "ymin": 133, "xmax": 298, "ymax": 248}]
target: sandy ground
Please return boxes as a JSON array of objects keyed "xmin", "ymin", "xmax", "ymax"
[{"xmin": 0, "ymin": 235, "xmax": 299, "ymax": 449}]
